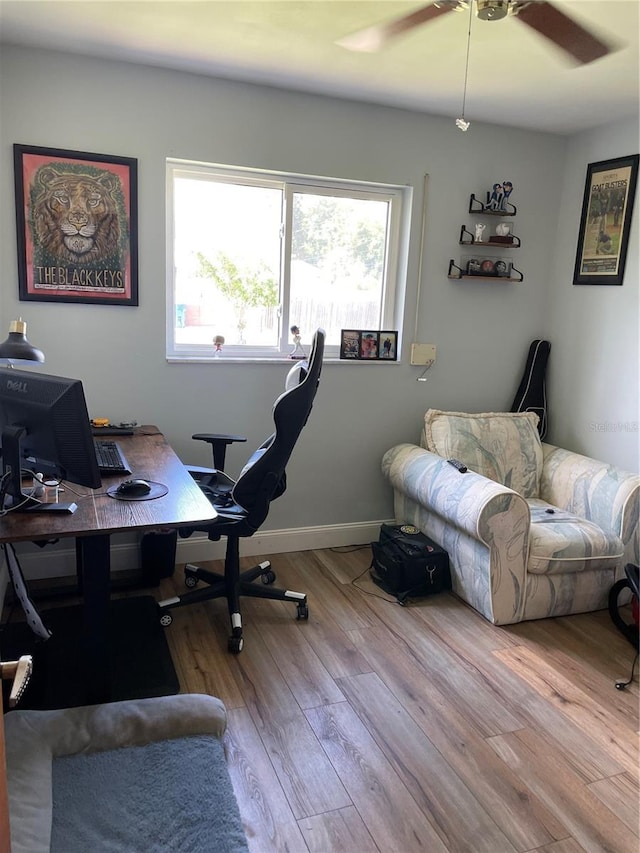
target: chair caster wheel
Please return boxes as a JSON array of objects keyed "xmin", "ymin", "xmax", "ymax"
[
  {"xmin": 261, "ymin": 569, "xmax": 276, "ymax": 585},
  {"xmin": 296, "ymin": 602, "xmax": 309, "ymax": 620},
  {"xmin": 159, "ymin": 611, "xmax": 173, "ymax": 628},
  {"xmin": 228, "ymin": 635, "xmax": 244, "ymax": 653},
  {"xmin": 184, "ymin": 574, "xmax": 198, "ymax": 589}
]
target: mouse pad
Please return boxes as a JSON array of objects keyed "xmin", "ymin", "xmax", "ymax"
[{"xmin": 106, "ymin": 481, "xmax": 169, "ymax": 501}]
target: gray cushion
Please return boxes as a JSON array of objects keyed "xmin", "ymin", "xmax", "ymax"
[{"xmin": 51, "ymin": 734, "xmax": 248, "ymax": 852}]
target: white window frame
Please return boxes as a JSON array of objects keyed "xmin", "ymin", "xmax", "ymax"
[{"xmin": 166, "ymin": 159, "xmax": 410, "ymax": 361}]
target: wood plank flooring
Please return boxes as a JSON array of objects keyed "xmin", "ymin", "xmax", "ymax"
[{"xmin": 159, "ymin": 547, "xmax": 639, "ymax": 853}]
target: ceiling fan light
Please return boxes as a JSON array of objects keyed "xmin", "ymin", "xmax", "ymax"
[{"xmin": 476, "ymin": 0, "xmax": 510, "ymax": 22}]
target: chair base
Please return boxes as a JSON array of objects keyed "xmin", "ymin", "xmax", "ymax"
[{"xmin": 157, "ymin": 559, "xmax": 308, "ymax": 653}]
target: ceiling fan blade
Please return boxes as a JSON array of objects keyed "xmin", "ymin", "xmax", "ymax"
[
  {"xmin": 336, "ymin": 2, "xmax": 456, "ymax": 53},
  {"xmin": 515, "ymin": 1, "xmax": 611, "ymax": 65}
]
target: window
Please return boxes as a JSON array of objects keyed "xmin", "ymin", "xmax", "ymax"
[{"xmin": 166, "ymin": 160, "xmax": 410, "ymax": 360}]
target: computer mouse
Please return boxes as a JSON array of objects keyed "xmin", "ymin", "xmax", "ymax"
[{"xmin": 116, "ymin": 478, "xmax": 152, "ymax": 497}]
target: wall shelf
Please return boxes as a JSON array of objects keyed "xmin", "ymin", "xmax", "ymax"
[
  {"xmin": 459, "ymin": 225, "xmax": 521, "ymax": 248},
  {"xmin": 448, "ymin": 259, "xmax": 524, "ymax": 282},
  {"xmin": 449, "ymin": 192, "xmax": 524, "ymax": 282},
  {"xmin": 468, "ymin": 193, "xmax": 517, "ymax": 216}
]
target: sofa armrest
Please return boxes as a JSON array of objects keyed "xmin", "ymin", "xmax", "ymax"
[
  {"xmin": 541, "ymin": 444, "xmax": 640, "ymax": 557},
  {"xmin": 9, "ymin": 693, "xmax": 227, "ymax": 759},
  {"xmin": 382, "ymin": 444, "xmax": 529, "ymax": 543},
  {"xmin": 383, "ymin": 444, "xmax": 531, "ymax": 624}
]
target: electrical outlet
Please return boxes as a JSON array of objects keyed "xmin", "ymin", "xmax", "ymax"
[{"xmin": 410, "ymin": 343, "xmax": 437, "ymax": 365}]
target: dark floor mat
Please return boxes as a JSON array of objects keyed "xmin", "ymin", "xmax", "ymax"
[{"xmin": 1, "ymin": 595, "xmax": 179, "ymax": 710}]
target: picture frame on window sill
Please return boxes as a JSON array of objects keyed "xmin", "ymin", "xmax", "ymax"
[
  {"xmin": 14, "ymin": 144, "xmax": 139, "ymax": 305},
  {"xmin": 378, "ymin": 331, "xmax": 398, "ymax": 360},
  {"xmin": 573, "ymin": 153, "xmax": 638, "ymax": 286},
  {"xmin": 339, "ymin": 329, "xmax": 398, "ymax": 361},
  {"xmin": 340, "ymin": 329, "xmax": 361, "ymax": 359}
]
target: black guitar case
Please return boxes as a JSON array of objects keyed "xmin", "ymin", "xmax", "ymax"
[{"xmin": 510, "ymin": 339, "xmax": 551, "ymax": 439}]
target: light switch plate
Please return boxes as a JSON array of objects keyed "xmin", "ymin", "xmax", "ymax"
[{"xmin": 410, "ymin": 343, "xmax": 437, "ymax": 365}]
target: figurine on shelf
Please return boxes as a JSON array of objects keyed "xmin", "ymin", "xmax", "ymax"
[
  {"xmin": 289, "ymin": 325, "xmax": 306, "ymax": 359},
  {"xmin": 474, "ymin": 223, "xmax": 486, "ymax": 242},
  {"xmin": 213, "ymin": 334, "xmax": 225, "ymax": 357},
  {"xmin": 485, "ymin": 183, "xmax": 503, "ymax": 211},
  {"xmin": 499, "ymin": 181, "xmax": 513, "ymax": 211}
]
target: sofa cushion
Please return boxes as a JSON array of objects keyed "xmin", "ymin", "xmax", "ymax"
[
  {"xmin": 51, "ymin": 734, "xmax": 248, "ymax": 853},
  {"xmin": 527, "ymin": 500, "xmax": 624, "ymax": 574},
  {"xmin": 422, "ymin": 409, "xmax": 543, "ymax": 498}
]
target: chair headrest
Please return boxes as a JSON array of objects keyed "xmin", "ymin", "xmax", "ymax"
[{"xmin": 231, "ymin": 328, "xmax": 325, "ymax": 520}]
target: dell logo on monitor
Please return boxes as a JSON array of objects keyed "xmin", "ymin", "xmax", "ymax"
[{"xmin": 6, "ymin": 379, "xmax": 28, "ymax": 393}]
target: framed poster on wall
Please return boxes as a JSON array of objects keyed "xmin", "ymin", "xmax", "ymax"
[
  {"xmin": 14, "ymin": 144, "xmax": 138, "ymax": 305},
  {"xmin": 573, "ymin": 153, "xmax": 638, "ymax": 286}
]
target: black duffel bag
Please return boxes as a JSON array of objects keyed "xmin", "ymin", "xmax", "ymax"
[{"xmin": 370, "ymin": 523, "xmax": 451, "ymax": 604}]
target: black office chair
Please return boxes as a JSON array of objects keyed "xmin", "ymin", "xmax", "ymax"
[{"xmin": 158, "ymin": 328, "xmax": 324, "ymax": 652}]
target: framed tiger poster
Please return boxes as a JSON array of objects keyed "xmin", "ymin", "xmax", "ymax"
[{"xmin": 14, "ymin": 144, "xmax": 138, "ymax": 305}]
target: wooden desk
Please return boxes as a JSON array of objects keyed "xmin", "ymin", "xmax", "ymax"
[{"xmin": 0, "ymin": 427, "xmax": 216, "ymax": 705}]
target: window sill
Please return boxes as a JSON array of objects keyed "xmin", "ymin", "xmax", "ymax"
[{"xmin": 166, "ymin": 356, "xmax": 402, "ymax": 365}]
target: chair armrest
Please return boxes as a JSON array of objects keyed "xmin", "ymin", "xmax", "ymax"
[
  {"xmin": 382, "ymin": 444, "xmax": 529, "ymax": 543},
  {"xmin": 541, "ymin": 444, "xmax": 640, "ymax": 544},
  {"xmin": 187, "ymin": 464, "xmax": 217, "ymax": 475},
  {"xmin": 192, "ymin": 433, "xmax": 247, "ymax": 471}
]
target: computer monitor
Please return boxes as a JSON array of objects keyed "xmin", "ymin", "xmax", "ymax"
[{"xmin": 0, "ymin": 368, "xmax": 101, "ymax": 514}]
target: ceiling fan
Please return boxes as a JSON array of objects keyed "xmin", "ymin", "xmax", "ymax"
[{"xmin": 336, "ymin": 0, "xmax": 613, "ymax": 65}]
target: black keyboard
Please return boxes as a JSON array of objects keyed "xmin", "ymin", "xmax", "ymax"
[
  {"xmin": 94, "ymin": 439, "xmax": 132, "ymax": 474},
  {"xmin": 91, "ymin": 426, "xmax": 135, "ymax": 436}
]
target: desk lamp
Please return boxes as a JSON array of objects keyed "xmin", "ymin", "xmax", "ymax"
[{"xmin": 0, "ymin": 318, "xmax": 45, "ymax": 366}]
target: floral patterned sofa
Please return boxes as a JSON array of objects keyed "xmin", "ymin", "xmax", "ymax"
[{"xmin": 382, "ymin": 409, "xmax": 640, "ymax": 624}]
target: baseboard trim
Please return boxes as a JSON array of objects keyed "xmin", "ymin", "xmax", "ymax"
[
  {"xmin": 176, "ymin": 520, "xmax": 387, "ymax": 563},
  {"xmin": 13, "ymin": 521, "xmax": 390, "ymax": 581}
]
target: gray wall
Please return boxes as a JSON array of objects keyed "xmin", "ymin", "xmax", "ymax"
[
  {"xmin": 547, "ymin": 116, "xmax": 639, "ymax": 472},
  {"xmin": 0, "ymin": 45, "xmax": 637, "ymax": 546}
]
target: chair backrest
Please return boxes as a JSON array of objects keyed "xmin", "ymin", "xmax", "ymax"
[{"xmin": 231, "ymin": 328, "xmax": 324, "ymax": 529}]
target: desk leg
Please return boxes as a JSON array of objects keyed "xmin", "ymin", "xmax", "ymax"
[{"xmin": 76, "ymin": 534, "xmax": 111, "ymax": 704}]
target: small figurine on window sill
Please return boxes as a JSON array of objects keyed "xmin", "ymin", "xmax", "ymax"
[
  {"xmin": 289, "ymin": 325, "xmax": 306, "ymax": 359},
  {"xmin": 213, "ymin": 334, "xmax": 225, "ymax": 357}
]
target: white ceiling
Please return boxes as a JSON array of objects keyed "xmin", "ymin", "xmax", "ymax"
[{"xmin": 1, "ymin": 1, "xmax": 638, "ymax": 134}]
